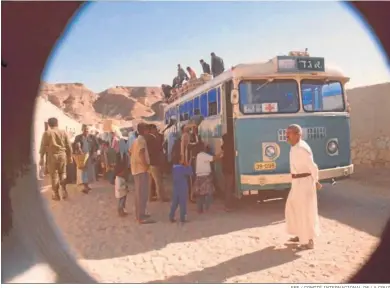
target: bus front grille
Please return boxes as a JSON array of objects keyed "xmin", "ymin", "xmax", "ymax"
[{"xmin": 278, "ymin": 127, "xmax": 326, "ymax": 142}]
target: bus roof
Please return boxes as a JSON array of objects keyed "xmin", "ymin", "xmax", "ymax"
[{"xmin": 165, "ymin": 56, "xmax": 347, "ymax": 109}]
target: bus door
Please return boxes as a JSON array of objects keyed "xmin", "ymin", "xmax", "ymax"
[
  {"xmin": 223, "ymin": 80, "xmax": 234, "ymax": 137},
  {"xmin": 222, "ymin": 80, "xmax": 239, "ymax": 196}
]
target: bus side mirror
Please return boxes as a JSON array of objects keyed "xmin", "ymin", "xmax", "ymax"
[{"xmin": 231, "ymin": 89, "xmax": 239, "ymax": 105}]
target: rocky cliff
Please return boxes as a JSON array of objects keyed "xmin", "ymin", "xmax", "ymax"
[{"xmin": 37, "ymin": 82, "xmax": 166, "ymax": 127}]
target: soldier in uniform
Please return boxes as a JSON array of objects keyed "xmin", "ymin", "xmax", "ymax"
[{"xmin": 39, "ymin": 117, "xmax": 73, "ymax": 201}]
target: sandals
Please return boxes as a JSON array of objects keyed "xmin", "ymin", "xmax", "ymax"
[
  {"xmin": 118, "ymin": 209, "xmax": 128, "ymax": 217},
  {"xmin": 289, "ymin": 236, "xmax": 300, "ymax": 243},
  {"xmin": 295, "ymin": 239, "xmax": 314, "ymax": 251},
  {"xmin": 138, "ymin": 218, "xmax": 156, "ymax": 224},
  {"xmin": 61, "ymin": 189, "xmax": 68, "ymax": 200}
]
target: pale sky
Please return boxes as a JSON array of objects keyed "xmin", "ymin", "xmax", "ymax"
[{"xmin": 43, "ymin": 1, "xmax": 390, "ymax": 92}]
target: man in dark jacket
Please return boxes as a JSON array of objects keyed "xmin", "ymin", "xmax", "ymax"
[
  {"xmin": 172, "ymin": 76, "xmax": 180, "ymax": 88},
  {"xmin": 161, "ymin": 84, "xmax": 172, "ymax": 99},
  {"xmin": 199, "ymin": 59, "xmax": 211, "ymax": 74},
  {"xmin": 210, "ymin": 52, "xmax": 225, "ymax": 78},
  {"xmin": 145, "ymin": 124, "xmax": 168, "ymax": 202},
  {"xmin": 177, "ymin": 64, "xmax": 189, "ymax": 85}
]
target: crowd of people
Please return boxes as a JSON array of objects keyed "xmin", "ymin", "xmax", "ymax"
[
  {"xmin": 39, "ymin": 117, "xmax": 235, "ymax": 223},
  {"xmin": 161, "ymin": 52, "xmax": 225, "ymax": 100},
  {"xmin": 39, "ymin": 117, "xmax": 321, "ymax": 250}
]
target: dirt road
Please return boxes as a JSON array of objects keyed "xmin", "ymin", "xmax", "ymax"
[{"xmin": 40, "ymin": 167, "xmax": 390, "ymax": 283}]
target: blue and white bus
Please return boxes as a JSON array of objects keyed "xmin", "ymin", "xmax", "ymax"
[{"xmin": 164, "ymin": 52, "xmax": 354, "ymax": 198}]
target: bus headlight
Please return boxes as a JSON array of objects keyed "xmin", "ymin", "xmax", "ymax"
[
  {"xmin": 326, "ymin": 139, "xmax": 339, "ymax": 155},
  {"xmin": 265, "ymin": 145, "xmax": 277, "ymax": 158},
  {"xmin": 262, "ymin": 142, "xmax": 280, "ymax": 161}
]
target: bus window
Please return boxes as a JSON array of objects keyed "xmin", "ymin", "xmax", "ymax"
[
  {"xmin": 208, "ymin": 88, "xmax": 218, "ymax": 116},
  {"xmin": 301, "ymin": 80, "xmax": 345, "ymax": 112},
  {"xmin": 188, "ymin": 100, "xmax": 194, "ymax": 118},
  {"xmin": 183, "ymin": 101, "xmax": 190, "ymax": 121},
  {"xmin": 217, "ymin": 87, "xmax": 221, "ymax": 114},
  {"xmin": 169, "ymin": 108, "xmax": 173, "ymax": 122},
  {"xmin": 194, "ymin": 97, "xmax": 200, "ymax": 115},
  {"xmin": 173, "ymin": 105, "xmax": 177, "ymax": 120},
  {"xmin": 165, "ymin": 111, "xmax": 169, "ymax": 124},
  {"xmin": 208, "ymin": 102, "xmax": 217, "ymax": 116},
  {"xmin": 179, "ymin": 104, "xmax": 185, "ymax": 121},
  {"xmin": 200, "ymin": 93, "xmax": 208, "ymax": 117},
  {"xmin": 168, "ymin": 109, "xmax": 172, "ymax": 123},
  {"xmin": 239, "ymin": 79, "xmax": 299, "ymax": 114}
]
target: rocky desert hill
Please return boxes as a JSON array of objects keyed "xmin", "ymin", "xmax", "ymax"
[{"xmin": 37, "ymin": 82, "xmax": 166, "ymax": 127}]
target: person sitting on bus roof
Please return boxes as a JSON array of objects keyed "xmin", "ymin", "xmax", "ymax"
[
  {"xmin": 161, "ymin": 84, "xmax": 172, "ymax": 99},
  {"xmin": 186, "ymin": 67, "xmax": 197, "ymax": 80},
  {"xmin": 177, "ymin": 64, "xmax": 189, "ymax": 85},
  {"xmin": 199, "ymin": 59, "xmax": 211, "ymax": 75},
  {"xmin": 210, "ymin": 52, "xmax": 225, "ymax": 78},
  {"xmin": 172, "ymin": 76, "xmax": 181, "ymax": 88}
]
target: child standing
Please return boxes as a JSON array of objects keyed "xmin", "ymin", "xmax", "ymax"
[
  {"xmin": 169, "ymin": 161, "xmax": 193, "ymax": 223},
  {"xmin": 193, "ymin": 145, "xmax": 222, "ymax": 213},
  {"xmin": 115, "ymin": 154, "xmax": 129, "ymax": 217}
]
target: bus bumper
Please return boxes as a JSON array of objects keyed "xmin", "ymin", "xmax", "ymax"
[{"xmin": 240, "ymin": 164, "xmax": 354, "ymax": 186}]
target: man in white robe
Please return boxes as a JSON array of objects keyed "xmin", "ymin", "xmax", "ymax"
[{"xmin": 285, "ymin": 124, "xmax": 321, "ymax": 250}]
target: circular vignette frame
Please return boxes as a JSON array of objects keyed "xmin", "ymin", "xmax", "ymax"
[{"xmin": 2, "ymin": 1, "xmax": 390, "ymax": 283}]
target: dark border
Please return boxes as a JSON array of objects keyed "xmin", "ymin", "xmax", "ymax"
[{"xmin": 1, "ymin": 0, "xmax": 390, "ymax": 283}]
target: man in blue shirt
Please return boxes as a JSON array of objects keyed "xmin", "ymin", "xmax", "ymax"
[{"xmin": 169, "ymin": 162, "xmax": 193, "ymax": 223}]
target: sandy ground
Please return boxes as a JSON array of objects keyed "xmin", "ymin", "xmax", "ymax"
[{"xmin": 37, "ymin": 167, "xmax": 390, "ymax": 283}]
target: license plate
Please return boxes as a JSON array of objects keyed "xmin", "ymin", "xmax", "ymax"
[{"xmin": 254, "ymin": 162, "xmax": 276, "ymax": 171}]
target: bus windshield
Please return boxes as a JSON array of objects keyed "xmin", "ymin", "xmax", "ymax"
[
  {"xmin": 301, "ymin": 80, "xmax": 345, "ymax": 112},
  {"xmin": 239, "ymin": 79, "xmax": 299, "ymax": 114}
]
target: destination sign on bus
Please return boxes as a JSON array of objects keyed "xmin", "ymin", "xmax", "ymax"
[{"xmin": 277, "ymin": 56, "xmax": 325, "ymax": 72}]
